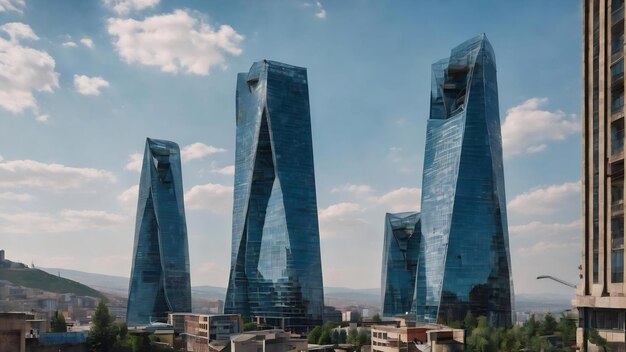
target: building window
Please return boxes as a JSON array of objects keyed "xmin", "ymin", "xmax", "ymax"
[
  {"xmin": 612, "ymin": 250, "xmax": 624, "ymax": 283},
  {"xmin": 613, "ymin": 89, "xmax": 625, "ymax": 114}
]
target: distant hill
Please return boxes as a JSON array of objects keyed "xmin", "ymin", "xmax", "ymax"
[
  {"xmin": 0, "ymin": 267, "xmax": 105, "ymax": 299},
  {"xmin": 42, "ymin": 267, "xmax": 129, "ymax": 295}
]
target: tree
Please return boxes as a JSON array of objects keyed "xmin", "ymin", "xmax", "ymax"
[
  {"xmin": 539, "ymin": 313, "xmax": 558, "ymax": 336},
  {"xmin": 339, "ymin": 329, "xmax": 347, "ymax": 344},
  {"xmin": 466, "ymin": 316, "xmax": 494, "ymax": 352},
  {"xmin": 243, "ymin": 322, "xmax": 257, "ymax": 331},
  {"xmin": 50, "ymin": 311, "xmax": 67, "ymax": 333},
  {"xmin": 589, "ymin": 329, "xmax": 609, "ymax": 352},
  {"xmin": 357, "ymin": 330, "xmax": 369, "ymax": 347},
  {"xmin": 88, "ymin": 301, "xmax": 116, "ymax": 352},
  {"xmin": 308, "ymin": 326, "xmax": 322, "ymax": 344},
  {"xmin": 557, "ymin": 313, "xmax": 577, "ymax": 346},
  {"xmin": 464, "ymin": 311, "xmax": 477, "ymax": 330},
  {"xmin": 318, "ymin": 329, "xmax": 332, "ymax": 345},
  {"xmin": 331, "ymin": 330, "xmax": 340, "ymax": 344},
  {"xmin": 347, "ymin": 327, "xmax": 359, "ymax": 345},
  {"xmin": 372, "ymin": 314, "xmax": 381, "ymax": 323}
]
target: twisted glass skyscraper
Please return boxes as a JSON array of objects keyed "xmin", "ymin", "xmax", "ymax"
[
  {"xmin": 415, "ymin": 34, "xmax": 513, "ymax": 328},
  {"xmin": 381, "ymin": 212, "xmax": 421, "ymax": 317},
  {"xmin": 127, "ymin": 138, "xmax": 192, "ymax": 325},
  {"xmin": 225, "ymin": 60, "xmax": 324, "ymax": 332}
]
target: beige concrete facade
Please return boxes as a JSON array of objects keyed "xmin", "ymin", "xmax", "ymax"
[
  {"xmin": 576, "ymin": 0, "xmax": 626, "ymax": 351},
  {"xmin": 370, "ymin": 324, "xmax": 464, "ymax": 352}
]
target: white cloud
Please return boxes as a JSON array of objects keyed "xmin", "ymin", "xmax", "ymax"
[
  {"xmin": 376, "ymin": 187, "xmax": 421, "ymax": 212},
  {"xmin": 0, "ymin": 23, "xmax": 59, "ymax": 114},
  {"xmin": 0, "ymin": 209, "xmax": 127, "ymax": 234},
  {"xmin": 319, "ymin": 202, "xmax": 362, "ymax": 221},
  {"xmin": 0, "ymin": 159, "xmax": 116, "ymax": 190},
  {"xmin": 117, "ymin": 185, "xmax": 138, "ymax": 208},
  {"xmin": 0, "ymin": 192, "xmax": 32, "ymax": 201},
  {"xmin": 124, "ymin": 153, "xmax": 142, "ymax": 172},
  {"xmin": 73, "ymin": 75, "xmax": 110, "ymax": 96},
  {"xmin": 62, "ymin": 41, "xmax": 78, "ymax": 48},
  {"xmin": 80, "ymin": 37, "xmax": 94, "ymax": 48},
  {"xmin": 502, "ymin": 98, "xmax": 580, "ymax": 156},
  {"xmin": 181, "ymin": 143, "xmax": 226, "ymax": 162},
  {"xmin": 331, "ymin": 184, "xmax": 373, "ymax": 195},
  {"xmin": 103, "ymin": 0, "xmax": 159, "ymax": 16},
  {"xmin": 509, "ymin": 219, "xmax": 581, "ymax": 238},
  {"xmin": 185, "ymin": 183, "xmax": 233, "ymax": 213},
  {"xmin": 518, "ymin": 240, "xmax": 579, "ymax": 256},
  {"xmin": 35, "ymin": 114, "xmax": 48, "ymax": 123},
  {"xmin": 107, "ymin": 9, "xmax": 244, "ymax": 75},
  {"xmin": 211, "ymin": 165, "xmax": 235, "ymax": 176},
  {"xmin": 315, "ymin": 1, "xmax": 326, "ymax": 19},
  {"xmin": 0, "ymin": 0, "xmax": 24, "ymax": 13},
  {"xmin": 508, "ymin": 181, "xmax": 581, "ymax": 216}
]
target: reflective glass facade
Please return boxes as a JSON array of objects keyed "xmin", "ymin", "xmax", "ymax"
[
  {"xmin": 381, "ymin": 212, "xmax": 421, "ymax": 317},
  {"xmin": 127, "ymin": 138, "xmax": 192, "ymax": 325},
  {"xmin": 415, "ymin": 34, "xmax": 514, "ymax": 328},
  {"xmin": 224, "ymin": 60, "xmax": 324, "ymax": 332}
]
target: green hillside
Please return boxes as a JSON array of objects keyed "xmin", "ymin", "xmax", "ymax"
[{"xmin": 0, "ymin": 267, "xmax": 105, "ymax": 299}]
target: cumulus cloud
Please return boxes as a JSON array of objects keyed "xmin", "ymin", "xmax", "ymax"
[
  {"xmin": 62, "ymin": 41, "xmax": 78, "ymax": 48},
  {"xmin": 73, "ymin": 75, "xmax": 110, "ymax": 96},
  {"xmin": 0, "ymin": 159, "xmax": 116, "ymax": 190},
  {"xmin": 502, "ymin": 98, "xmax": 580, "ymax": 156},
  {"xmin": 35, "ymin": 114, "xmax": 48, "ymax": 123},
  {"xmin": 0, "ymin": 192, "xmax": 32, "ymax": 201},
  {"xmin": 124, "ymin": 153, "xmax": 142, "ymax": 172},
  {"xmin": 181, "ymin": 143, "xmax": 226, "ymax": 162},
  {"xmin": 0, "ymin": 0, "xmax": 24, "ymax": 13},
  {"xmin": 508, "ymin": 181, "xmax": 581, "ymax": 216},
  {"xmin": 80, "ymin": 38, "xmax": 94, "ymax": 48},
  {"xmin": 211, "ymin": 165, "xmax": 235, "ymax": 176},
  {"xmin": 518, "ymin": 240, "xmax": 579, "ymax": 256},
  {"xmin": 376, "ymin": 187, "xmax": 421, "ymax": 212},
  {"xmin": 185, "ymin": 183, "xmax": 233, "ymax": 213},
  {"xmin": 107, "ymin": 9, "xmax": 244, "ymax": 75},
  {"xmin": 314, "ymin": 1, "xmax": 326, "ymax": 19},
  {"xmin": 509, "ymin": 219, "xmax": 581, "ymax": 238},
  {"xmin": 331, "ymin": 184, "xmax": 373, "ymax": 195},
  {"xmin": 103, "ymin": 0, "xmax": 159, "ymax": 16},
  {"xmin": 117, "ymin": 185, "xmax": 138, "ymax": 208},
  {"xmin": 0, "ymin": 23, "xmax": 59, "ymax": 114},
  {"xmin": 318, "ymin": 202, "xmax": 367, "ymax": 239},
  {"xmin": 0, "ymin": 209, "xmax": 127, "ymax": 234}
]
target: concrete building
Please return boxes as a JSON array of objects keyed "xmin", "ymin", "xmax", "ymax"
[
  {"xmin": 576, "ymin": 0, "xmax": 626, "ymax": 351},
  {"xmin": 168, "ymin": 313, "xmax": 242, "ymax": 352},
  {"xmin": 371, "ymin": 324, "xmax": 464, "ymax": 352},
  {"xmin": 230, "ymin": 329, "xmax": 307, "ymax": 352}
]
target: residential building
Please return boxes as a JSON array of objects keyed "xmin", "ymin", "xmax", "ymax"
[
  {"xmin": 168, "ymin": 313, "xmax": 242, "ymax": 352},
  {"xmin": 127, "ymin": 138, "xmax": 192, "ymax": 325},
  {"xmin": 230, "ymin": 329, "xmax": 307, "ymax": 352},
  {"xmin": 381, "ymin": 212, "xmax": 421, "ymax": 317},
  {"xmin": 371, "ymin": 324, "xmax": 464, "ymax": 352},
  {"xmin": 415, "ymin": 34, "xmax": 513, "ymax": 328},
  {"xmin": 576, "ymin": 0, "xmax": 626, "ymax": 350},
  {"xmin": 224, "ymin": 60, "xmax": 325, "ymax": 333}
]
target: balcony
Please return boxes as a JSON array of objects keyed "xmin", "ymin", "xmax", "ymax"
[{"xmin": 609, "ymin": 160, "xmax": 625, "ymax": 177}]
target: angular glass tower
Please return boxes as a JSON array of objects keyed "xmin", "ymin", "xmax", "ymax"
[
  {"xmin": 224, "ymin": 60, "xmax": 324, "ymax": 332},
  {"xmin": 381, "ymin": 212, "xmax": 421, "ymax": 317},
  {"xmin": 415, "ymin": 34, "xmax": 514, "ymax": 328},
  {"xmin": 127, "ymin": 138, "xmax": 192, "ymax": 325}
]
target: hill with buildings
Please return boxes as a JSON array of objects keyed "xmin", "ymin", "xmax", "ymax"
[{"xmin": 0, "ymin": 265, "xmax": 104, "ymax": 299}]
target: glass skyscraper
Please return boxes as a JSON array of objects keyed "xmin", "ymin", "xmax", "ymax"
[
  {"xmin": 415, "ymin": 34, "xmax": 514, "ymax": 328},
  {"xmin": 224, "ymin": 60, "xmax": 325, "ymax": 332},
  {"xmin": 381, "ymin": 212, "xmax": 421, "ymax": 317},
  {"xmin": 127, "ymin": 138, "xmax": 192, "ymax": 325}
]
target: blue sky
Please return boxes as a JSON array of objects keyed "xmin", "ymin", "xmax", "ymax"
[{"xmin": 0, "ymin": 0, "xmax": 582, "ymax": 296}]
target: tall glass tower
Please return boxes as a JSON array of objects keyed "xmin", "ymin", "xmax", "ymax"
[
  {"xmin": 381, "ymin": 212, "xmax": 421, "ymax": 317},
  {"xmin": 224, "ymin": 60, "xmax": 324, "ymax": 332},
  {"xmin": 127, "ymin": 138, "xmax": 192, "ymax": 325},
  {"xmin": 415, "ymin": 34, "xmax": 514, "ymax": 328}
]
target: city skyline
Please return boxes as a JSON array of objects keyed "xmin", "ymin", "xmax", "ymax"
[{"xmin": 0, "ymin": 0, "xmax": 581, "ymax": 296}]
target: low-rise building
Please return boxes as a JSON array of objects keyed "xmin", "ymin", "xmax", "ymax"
[
  {"xmin": 371, "ymin": 324, "xmax": 464, "ymax": 352},
  {"xmin": 168, "ymin": 313, "xmax": 242, "ymax": 352},
  {"xmin": 231, "ymin": 329, "xmax": 307, "ymax": 352}
]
